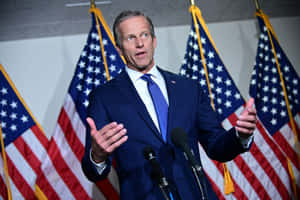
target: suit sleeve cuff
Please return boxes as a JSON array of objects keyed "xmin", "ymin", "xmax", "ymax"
[{"xmin": 90, "ymin": 149, "xmax": 107, "ymax": 175}]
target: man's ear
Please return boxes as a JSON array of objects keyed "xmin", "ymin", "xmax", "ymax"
[{"xmin": 153, "ymin": 36, "xmax": 157, "ymax": 49}]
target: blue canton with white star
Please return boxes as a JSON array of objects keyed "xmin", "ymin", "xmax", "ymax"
[
  {"xmin": 249, "ymin": 16, "xmax": 300, "ymax": 135},
  {"xmin": 68, "ymin": 13, "xmax": 125, "ymax": 123},
  {"xmin": 180, "ymin": 17, "xmax": 245, "ymax": 122},
  {"xmin": 0, "ymin": 71, "xmax": 35, "ymax": 150}
]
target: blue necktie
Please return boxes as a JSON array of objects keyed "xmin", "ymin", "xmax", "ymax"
[{"xmin": 141, "ymin": 74, "xmax": 168, "ymax": 142}]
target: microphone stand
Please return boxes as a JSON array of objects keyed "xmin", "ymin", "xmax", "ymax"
[
  {"xmin": 184, "ymin": 152, "xmax": 208, "ymax": 200},
  {"xmin": 158, "ymin": 177, "xmax": 174, "ymax": 200}
]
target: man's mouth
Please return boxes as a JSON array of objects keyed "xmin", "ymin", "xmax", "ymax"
[{"xmin": 136, "ymin": 51, "xmax": 146, "ymax": 57}]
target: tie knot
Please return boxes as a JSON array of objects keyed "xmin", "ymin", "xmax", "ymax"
[{"xmin": 141, "ymin": 74, "xmax": 154, "ymax": 84}]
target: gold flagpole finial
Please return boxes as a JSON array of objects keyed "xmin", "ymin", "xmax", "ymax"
[
  {"xmin": 90, "ymin": 0, "xmax": 96, "ymax": 8},
  {"xmin": 190, "ymin": 0, "xmax": 195, "ymax": 6},
  {"xmin": 254, "ymin": 0, "xmax": 261, "ymax": 11}
]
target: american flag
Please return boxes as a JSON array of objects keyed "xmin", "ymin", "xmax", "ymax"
[
  {"xmin": 249, "ymin": 10, "xmax": 300, "ymax": 197},
  {"xmin": 0, "ymin": 64, "xmax": 49, "ymax": 199},
  {"xmin": 180, "ymin": 5, "xmax": 295, "ymax": 199},
  {"xmin": 35, "ymin": 7, "xmax": 125, "ymax": 199}
]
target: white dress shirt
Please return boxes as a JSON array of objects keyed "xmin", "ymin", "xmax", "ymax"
[{"xmin": 126, "ymin": 65, "xmax": 169, "ymax": 133}]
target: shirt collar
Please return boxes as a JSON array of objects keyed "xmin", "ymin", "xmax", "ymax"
[{"xmin": 125, "ymin": 65, "xmax": 162, "ymax": 83}]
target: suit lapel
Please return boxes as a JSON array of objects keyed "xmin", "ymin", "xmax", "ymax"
[{"xmin": 113, "ymin": 71, "xmax": 163, "ymax": 141}]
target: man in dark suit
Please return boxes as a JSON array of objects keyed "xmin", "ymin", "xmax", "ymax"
[{"xmin": 81, "ymin": 10, "xmax": 257, "ymax": 200}]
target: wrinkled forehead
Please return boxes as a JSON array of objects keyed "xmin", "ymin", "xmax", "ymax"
[{"xmin": 118, "ymin": 16, "xmax": 151, "ymax": 36}]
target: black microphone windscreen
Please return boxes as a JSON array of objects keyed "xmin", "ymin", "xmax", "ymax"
[{"xmin": 171, "ymin": 127, "xmax": 188, "ymax": 149}]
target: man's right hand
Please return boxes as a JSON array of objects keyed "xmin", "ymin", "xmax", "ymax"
[{"xmin": 87, "ymin": 117, "xmax": 128, "ymax": 163}]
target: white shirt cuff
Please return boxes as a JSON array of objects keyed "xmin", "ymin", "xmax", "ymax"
[
  {"xmin": 235, "ymin": 129, "xmax": 254, "ymax": 149},
  {"xmin": 90, "ymin": 149, "xmax": 107, "ymax": 174}
]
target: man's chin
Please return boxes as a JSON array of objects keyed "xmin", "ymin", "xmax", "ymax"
[{"xmin": 128, "ymin": 64, "xmax": 152, "ymax": 72}]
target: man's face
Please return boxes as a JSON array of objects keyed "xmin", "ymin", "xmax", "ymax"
[{"xmin": 117, "ymin": 16, "xmax": 157, "ymax": 74}]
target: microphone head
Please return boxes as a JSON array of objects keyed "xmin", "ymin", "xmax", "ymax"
[
  {"xmin": 143, "ymin": 146, "xmax": 156, "ymax": 161},
  {"xmin": 171, "ymin": 127, "xmax": 188, "ymax": 149}
]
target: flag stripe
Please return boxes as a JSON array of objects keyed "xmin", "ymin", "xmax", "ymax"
[
  {"xmin": 228, "ymin": 113, "xmax": 291, "ymax": 199},
  {"xmin": 0, "ymin": 175, "xmax": 8, "ymax": 199},
  {"xmin": 57, "ymin": 108, "xmax": 85, "ymax": 160},
  {"xmin": 31, "ymin": 124, "xmax": 49, "ymax": 149},
  {"xmin": 205, "ymin": 175, "xmax": 226, "ymax": 200},
  {"xmin": 38, "ymin": 155, "xmax": 75, "ymax": 199},
  {"xmin": 199, "ymin": 145, "xmax": 226, "ymax": 199},
  {"xmin": 107, "ymin": 166, "xmax": 120, "ymax": 193},
  {"xmin": 96, "ymin": 179, "xmax": 120, "ymax": 200},
  {"xmin": 272, "ymin": 114, "xmax": 300, "ymax": 171},
  {"xmin": 7, "ymin": 142, "xmax": 36, "ymax": 188},
  {"xmin": 226, "ymin": 111, "xmax": 274, "ymax": 199},
  {"xmin": 253, "ymin": 129, "xmax": 292, "ymax": 191},
  {"xmin": 9, "ymin": 178, "xmax": 25, "ymax": 200},
  {"xmin": 47, "ymin": 137, "xmax": 91, "ymax": 199},
  {"xmin": 200, "ymin": 144, "xmax": 250, "ymax": 200},
  {"xmin": 0, "ymin": 156, "xmax": 9, "ymax": 200},
  {"xmin": 7, "ymin": 156, "xmax": 35, "ymax": 199},
  {"xmin": 225, "ymin": 160, "xmax": 257, "ymax": 200},
  {"xmin": 234, "ymin": 157, "xmax": 271, "ymax": 200},
  {"xmin": 54, "ymin": 124, "xmax": 99, "ymax": 197},
  {"xmin": 274, "ymin": 130, "xmax": 300, "ymax": 170},
  {"xmin": 36, "ymin": 170, "xmax": 60, "ymax": 199},
  {"xmin": 63, "ymin": 94, "xmax": 86, "ymax": 145},
  {"xmin": 219, "ymin": 110, "xmax": 290, "ymax": 199},
  {"xmin": 256, "ymin": 121, "xmax": 291, "ymax": 170},
  {"xmin": 14, "ymin": 135, "xmax": 41, "ymax": 175}
]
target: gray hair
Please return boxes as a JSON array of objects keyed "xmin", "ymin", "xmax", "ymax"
[{"xmin": 113, "ymin": 10, "xmax": 155, "ymax": 48}]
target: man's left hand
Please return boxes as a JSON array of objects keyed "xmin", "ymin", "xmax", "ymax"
[{"xmin": 235, "ymin": 98, "xmax": 257, "ymax": 138}]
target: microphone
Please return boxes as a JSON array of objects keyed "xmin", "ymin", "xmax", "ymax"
[
  {"xmin": 143, "ymin": 146, "xmax": 174, "ymax": 200},
  {"xmin": 171, "ymin": 128, "xmax": 207, "ymax": 200},
  {"xmin": 171, "ymin": 128, "xmax": 202, "ymax": 172}
]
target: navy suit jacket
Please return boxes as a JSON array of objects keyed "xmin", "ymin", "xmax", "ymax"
[{"xmin": 82, "ymin": 68, "xmax": 249, "ymax": 200}]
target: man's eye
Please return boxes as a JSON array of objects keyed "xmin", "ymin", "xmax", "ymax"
[{"xmin": 142, "ymin": 33, "xmax": 149, "ymax": 38}]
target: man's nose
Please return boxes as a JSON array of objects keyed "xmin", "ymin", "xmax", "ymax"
[{"xmin": 136, "ymin": 37, "xmax": 144, "ymax": 47}]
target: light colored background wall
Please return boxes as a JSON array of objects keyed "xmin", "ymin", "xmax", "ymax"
[{"xmin": 0, "ymin": 16, "xmax": 300, "ymax": 138}]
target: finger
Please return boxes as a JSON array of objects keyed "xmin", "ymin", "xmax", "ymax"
[
  {"xmin": 94, "ymin": 124, "xmax": 125, "ymax": 150},
  {"xmin": 101, "ymin": 123, "xmax": 124, "ymax": 140},
  {"xmin": 241, "ymin": 98, "xmax": 255, "ymax": 115},
  {"xmin": 106, "ymin": 128, "xmax": 127, "ymax": 146},
  {"xmin": 99, "ymin": 122, "xmax": 119, "ymax": 135},
  {"xmin": 107, "ymin": 135, "xmax": 128, "ymax": 153},
  {"xmin": 238, "ymin": 115, "xmax": 257, "ymax": 123},
  {"xmin": 236, "ymin": 126, "xmax": 254, "ymax": 135},
  {"xmin": 246, "ymin": 97, "xmax": 255, "ymax": 109},
  {"xmin": 98, "ymin": 128, "xmax": 127, "ymax": 154},
  {"xmin": 247, "ymin": 107, "xmax": 257, "ymax": 115},
  {"xmin": 86, "ymin": 117, "xmax": 97, "ymax": 132},
  {"xmin": 236, "ymin": 120, "xmax": 256, "ymax": 130}
]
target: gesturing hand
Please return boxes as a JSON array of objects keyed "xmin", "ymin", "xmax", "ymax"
[
  {"xmin": 235, "ymin": 98, "xmax": 257, "ymax": 138},
  {"xmin": 87, "ymin": 117, "xmax": 128, "ymax": 163}
]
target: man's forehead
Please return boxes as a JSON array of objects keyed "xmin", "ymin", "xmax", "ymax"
[{"xmin": 119, "ymin": 16, "xmax": 149, "ymax": 31}]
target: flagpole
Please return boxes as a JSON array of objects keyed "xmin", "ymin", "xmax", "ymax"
[
  {"xmin": 90, "ymin": 0, "xmax": 96, "ymax": 8},
  {"xmin": 190, "ymin": 0, "xmax": 195, "ymax": 6},
  {"xmin": 254, "ymin": 0, "xmax": 261, "ymax": 10}
]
